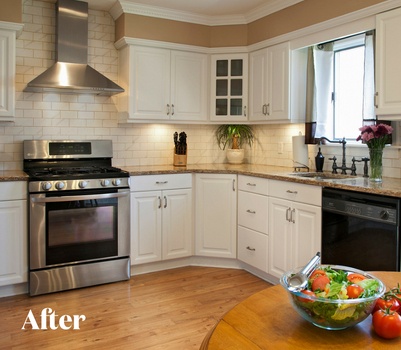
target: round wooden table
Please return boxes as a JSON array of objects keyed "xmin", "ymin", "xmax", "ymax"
[{"xmin": 200, "ymin": 272, "xmax": 401, "ymax": 349}]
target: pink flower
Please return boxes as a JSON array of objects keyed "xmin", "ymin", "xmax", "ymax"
[{"xmin": 356, "ymin": 123, "xmax": 393, "ymax": 149}]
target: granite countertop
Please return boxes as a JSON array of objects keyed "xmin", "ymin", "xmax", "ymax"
[
  {"xmin": 3, "ymin": 164, "xmax": 401, "ymax": 198},
  {"xmin": 124, "ymin": 163, "xmax": 401, "ymax": 198}
]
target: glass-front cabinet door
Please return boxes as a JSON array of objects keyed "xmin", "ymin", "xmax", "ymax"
[{"xmin": 210, "ymin": 54, "xmax": 248, "ymax": 121}]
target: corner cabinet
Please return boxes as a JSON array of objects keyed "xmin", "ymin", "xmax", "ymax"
[
  {"xmin": 195, "ymin": 173, "xmax": 237, "ymax": 258},
  {"xmin": 0, "ymin": 182, "xmax": 28, "ymax": 288},
  {"xmin": 118, "ymin": 44, "xmax": 208, "ymax": 123},
  {"xmin": 0, "ymin": 28, "xmax": 17, "ymax": 120},
  {"xmin": 130, "ymin": 174, "xmax": 193, "ymax": 265},
  {"xmin": 210, "ymin": 54, "xmax": 248, "ymax": 122},
  {"xmin": 268, "ymin": 180, "xmax": 321, "ymax": 279},
  {"xmin": 376, "ymin": 7, "xmax": 401, "ymax": 118}
]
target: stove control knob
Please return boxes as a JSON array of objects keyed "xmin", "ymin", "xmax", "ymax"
[
  {"xmin": 112, "ymin": 178, "xmax": 121, "ymax": 186},
  {"xmin": 101, "ymin": 179, "xmax": 110, "ymax": 187},
  {"xmin": 79, "ymin": 180, "xmax": 88, "ymax": 189},
  {"xmin": 42, "ymin": 182, "xmax": 52, "ymax": 191},
  {"xmin": 55, "ymin": 181, "xmax": 65, "ymax": 190}
]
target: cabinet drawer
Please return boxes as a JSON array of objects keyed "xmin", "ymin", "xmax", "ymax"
[
  {"xmin": 0, "ymin": 182, "xmax": 27, "ymax": 201},
  {"xmin": 268, "ymin": 179, "xmax": 321, "ymax": 206},
  {"xmin": 238, "ymin": 175, "xmax": 268, "ymax": 195},
  {"xmin": 238, "ymin": 226, "xmax": 268, "ymax": 272},
  {"xmin": 238, "ymin": 191, "xmax": 268, "ymax": 234},
  {"xmin": 130, "ymin": 174, "xmax": 192, "ymax": 191}
]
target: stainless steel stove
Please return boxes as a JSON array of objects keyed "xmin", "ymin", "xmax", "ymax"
[{"xmin": 24, "ymin": 140, "xmax": 130, "ymax": 296}]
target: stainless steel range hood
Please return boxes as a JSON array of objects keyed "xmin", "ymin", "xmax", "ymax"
[{"xmin": 24, "ymin": 0, "xmax": 124, "ymax": 95}]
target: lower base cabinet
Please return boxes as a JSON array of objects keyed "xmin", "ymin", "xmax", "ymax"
[{"xmin": 195, "ymin": 173, "xmax": 237, "ymax": 258}]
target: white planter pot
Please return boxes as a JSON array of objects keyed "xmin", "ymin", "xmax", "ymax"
[{"xmin": 226, "ymin": 149, "xmax": 245, "ymax": 164}]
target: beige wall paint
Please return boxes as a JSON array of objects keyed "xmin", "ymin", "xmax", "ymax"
[
  {"xmin": 0, "ymin": 0, "xmax": 22, "ymax": 23},
  {"xmin": 115, "ymin": 0, "xmax": 386, "ymax": 47}
]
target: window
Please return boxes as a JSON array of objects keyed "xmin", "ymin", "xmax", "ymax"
[{"xmin": 332, "ymin": 35, "xmax": 366, "ymax": 140}]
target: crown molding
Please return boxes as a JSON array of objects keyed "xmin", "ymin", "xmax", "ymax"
[{"xmin": 110, "ymin": 0, "xmax": 304, "ymax": 26}]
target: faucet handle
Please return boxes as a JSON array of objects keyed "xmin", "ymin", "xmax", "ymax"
[
  {"xmin": 361, "ymin": 157, "xmax": 370, "ymax": 177},
  {"xmin": 329, "ymin": 156, "xmax": 338, "ymax": 174}
]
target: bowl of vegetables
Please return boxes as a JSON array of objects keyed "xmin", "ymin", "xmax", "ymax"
[{"xmin": 280, "ymin": 265, "xmax": 385, "ymax": 330}]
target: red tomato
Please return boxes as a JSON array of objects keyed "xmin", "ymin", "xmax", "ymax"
[
  {"xmin": 372, "ymin": 309, "xmax": 401, "ymax": 339},
  {"xmin": 297, "ymin": 290, "xmax": 316, "ymax": 303},
  {"xmin": 312, "ymin": 275, "xmax": 330, "ymax": 292},
  {"xmin": 347, "ymin": 273, "xmax": 366, "ymax": 284},
  {"xmin": 373, "ymin": 297, "xmax": 401, "ymax": 313},
  {"xmin": 346, "ymin": 284, "xmax": 364, "ymax": 298},
  {"xmin": 310, "ymin": 269, "xmax": 326, "ymax": 282}
]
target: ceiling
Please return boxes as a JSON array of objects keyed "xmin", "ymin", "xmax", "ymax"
[{"xmin": 51, "ymin": 0, "xmax": 303, "ymax": 24}]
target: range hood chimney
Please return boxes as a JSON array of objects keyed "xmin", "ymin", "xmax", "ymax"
[{"xmin": 24, "ymin": 0, "xmax": 124, "ymax": 95}]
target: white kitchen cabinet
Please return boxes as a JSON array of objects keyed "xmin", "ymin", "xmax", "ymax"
[
  {"xmin": 0, "ymin": 28, "xmax": 16, "ymax": 120},
  {"xmin": 195, "ymin": 173, "xmax": 237, "ymax": 258},
  {"xmin": 237, "ymin": 175, "xmax": 269, "ymax": 272},
  {"xmin": 130, "ymin": 174, "xmax": 193, "ymax": 265},
  {"xmin": 118, "ymin": 45, "xmax": 208, "ymax": 122},
  {"xmin": 268, "ymin": 180, "xmax": 321, "ymax": 279},
  {"xmin": 210, "ymin": 54, "xmax": 248, "ymax": 122},
  {"xmin": 249, "ymin": 42, "xmax": 289, "ymax": 122},
  {"xmin": 0, "ymin": 182, "xmax": 27, "ymax": 287},
  {"xmin": 376, "ymin": 7, "xmax": 401, "ymax": 118}
]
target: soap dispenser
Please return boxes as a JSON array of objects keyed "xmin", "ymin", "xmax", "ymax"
[{"xmin": 315, "ymin": 146, "xmax": 324, "ymax": 172}]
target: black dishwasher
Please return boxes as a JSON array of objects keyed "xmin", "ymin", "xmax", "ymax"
[{"xmin": 322, "ymin": 188, "xmax": 400, "ymax": 271}]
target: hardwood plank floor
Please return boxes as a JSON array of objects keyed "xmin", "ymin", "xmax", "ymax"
[{"xmin": 0, "ymin": 267, "xmax": 272, "ymax": 350}]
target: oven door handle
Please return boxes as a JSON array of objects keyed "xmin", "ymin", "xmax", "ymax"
[{"xmin": 31, "ymin": 191, "xmax": 129, "ymax": 203}]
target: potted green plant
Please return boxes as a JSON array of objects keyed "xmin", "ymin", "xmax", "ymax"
[{"xmin": 215, "ymin": 124, "xmax": 254, "ymax": 164}]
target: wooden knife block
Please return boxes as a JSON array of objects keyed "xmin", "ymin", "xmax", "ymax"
[{"xmin": 173, "ymin": 151, "xmax": 187, "ymax": 167}]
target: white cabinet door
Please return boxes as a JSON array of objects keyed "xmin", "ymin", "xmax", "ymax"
[
  {"xmin": 210, "ymin": 54, "xmax": 248, "ymax": 122},
  {"xmin": 162, "ymin": 188, "xmax": 193, "ymax": 260},
  {"xmin": 0, "ymin": 200, "xmax": 27, "ymax": 286},
  {"xmin": 131, "ymin": 191, "xmax": 162, "ymax": 264},
  {"xmin": 249, "ymin": 42, "xmax": 290, "ymax": 122},
  {"xmin": 268, "ymin": 194, "xmax": 321, "ymax": 279},
  {"xmin": 119, "ymin": 45, "xmax": 208, "ymax": 122},
  {"xmin": 268, "ymin": 197, "xmax": 292, "ymax": 278},
  {"xmin": 195, "ymin": 173, "xmax": 237, "ymax": 258},
  {"xmin": 0, "ymin": 29, "xmax": 16, "ymax": 120},
  {"xmin": 171, "ymin": 51, "xmax": 208, "ymax": 121},
  {"xmin": 376, "ymin": 7, "xmax": 401, "ymax": 117}
]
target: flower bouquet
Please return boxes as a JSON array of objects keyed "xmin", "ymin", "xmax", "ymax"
[{"xmin": 356, "ymin": 124, "xmax": 393, "ymax": 182}]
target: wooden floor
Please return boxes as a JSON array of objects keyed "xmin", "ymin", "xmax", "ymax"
[{"xmin": 0, "ymin": 266, "xmax": 272, "ymax": 350}]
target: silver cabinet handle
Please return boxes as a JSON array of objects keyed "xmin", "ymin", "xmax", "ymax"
[
  {"xmin": 266, "ymin": 103, "xmax": 270, "ymax": 116},
  {"xmin": 246, "ymin": 209, "xmax": 256, "ymax": 214},
  {"xmin": 232, "ymin": 179, "xmax": 236, "ymax": 192},
  {"xmin": 246, "ymin": 246, "xmax": 256, "ymax": 251},
  {"xmin": 158, "ymin": 196, "xmax": 161, "ymax": 209},
  {"xmin": 156, "ymin": 181, "xmax": 168, "ymax": 185},
  {"xmin": 286, "ymin": 190, "xmax": 298, "ymax": 194},
  {"xmin": 244, "ymin": 105, "xmax": 247, "ymax": 117},
  {"xmin": 166, "ymin": 104, "xmax": 170, "ymax": 115},
  {"xmin": 164, "ymin": 196, "xmax": 167, "ymax": 208},
  {"xmin": 246, "ymin": 182, "xmax": 256, "ymax": 187},
  {"xmin": 286, "ymin": 207, "xmax": 291, "ymax": 222},
  {"xmin": 291, "ymin": 208, "xmax": 295, "ymax": 223},
  {"xmin": 171, "ymin": 104, "xmax": 175, "ymax": 116}
]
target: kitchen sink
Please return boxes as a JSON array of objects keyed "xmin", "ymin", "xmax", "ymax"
[{"xmin": 288, "ymin": 172, "xmax": 356, "ymax": 180}]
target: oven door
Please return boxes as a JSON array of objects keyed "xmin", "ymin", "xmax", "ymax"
[{"xmin": 29, "ymin": 188, "xmax": 130, "ymax": 270}]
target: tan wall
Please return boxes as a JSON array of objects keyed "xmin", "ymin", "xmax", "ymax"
[
  {"xmin": 116, "ymin": 0, "xmax": 386, "ymax": 47},
  {"xmin": 0, "ymin": 0, "xmax": 22, "ymax": 23}
]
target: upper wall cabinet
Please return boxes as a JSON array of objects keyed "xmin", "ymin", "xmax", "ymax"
[
  {"xmin": 376, "ymin": 7, "xmax": 401, "ymax": 119},
  {"xmin": 210, "ymin": 54, "xmax": 248, "ymax": 122},
  {"xmin": 118, "ymin": 45, "xmax": 208, "ymax": 123},
  {"xmin": 249, "ymin": 42, "xmax": 306, "ymax": 124},
  {"xmin": 0, "ymin": 29, "xmax": 16, "ymax": 120}
]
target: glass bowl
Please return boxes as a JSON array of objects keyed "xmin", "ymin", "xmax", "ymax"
[{"xmin": 280, "ymin": 265, "xmax": 385, "ymax": 330}]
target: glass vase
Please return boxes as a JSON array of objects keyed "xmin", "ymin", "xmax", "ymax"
[{"xmin": 369, "ymin": 147, "xmax": 384, "ymax": 182}]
